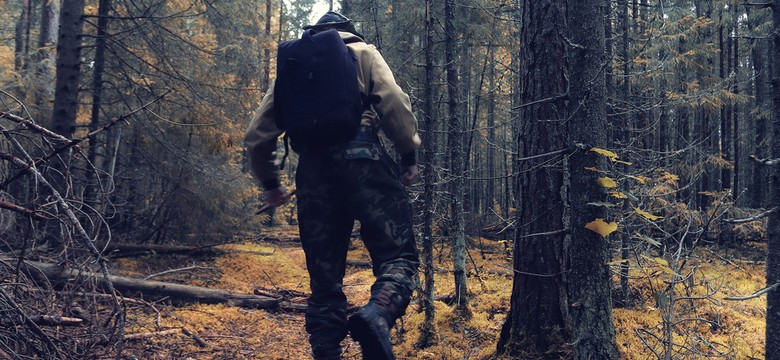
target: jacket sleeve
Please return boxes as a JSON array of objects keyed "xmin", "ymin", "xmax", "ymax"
[
  {"xmin": 366, "ymin": 47, "xmax": 421, "ymax": 159},
  {"xmin": 244, "ymin": 83, "xmax": 284, "ymax": 190}
]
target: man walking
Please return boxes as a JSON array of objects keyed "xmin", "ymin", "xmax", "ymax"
[{"xmin": 244, "ymin": 11, "xmax": 420, "ymax": 360}]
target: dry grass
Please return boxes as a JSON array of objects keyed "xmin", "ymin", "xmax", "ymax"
[{"xmin": 117, "ymin": 228, "xmax": 767, "ymax": 359}]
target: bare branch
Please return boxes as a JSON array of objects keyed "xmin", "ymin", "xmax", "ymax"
[
  {"xmin": 0, "ymin": 315, "xmax": 84, "ymax": 327},
  {"xmin": 749, "ymin": 154, "xmax": 780, "ymax": 166},
  {"xmin": 143, "ymin": 266, "xmax": 216, "ymax": 280},
  {"xmin": 0, "ymin": 111, "xmax": 70, "ymax": 142},
  {"xmin": 0, "ymin": 199, "xmax": 47, "ymax": 221},
  {"xmin": 724, "ymin": 282, "xmax": 780, "ymax": 301},
  {"xmin": 511, "ymin": 94, "xmax": 568, "ymax": 110},
  {"xmin": 722, "ymin": 206, "xmax": 778, "ymax": 224},
  {"xmin": 516, "ymin": 229, "xmax": 568, "ymax": 239},
  {"xmin": 741, "ymin": 1, "xmax": 773, "ymax": 9}
]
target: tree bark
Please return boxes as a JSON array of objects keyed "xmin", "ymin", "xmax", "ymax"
[
  {"xmin": 417, "ymin": 0, "xmax": 437, "ymax": 348},
  {"xmin": 444, "ymin": 0, "xmax": 470, "ymax": 316},
  {"xmin": 733, "ymin": 0, "xmax": 741, "ymax": 199},
  {"xmin": 497, "ymin": 0, "xmax": 570, "ymax": 357},
  {"xmin": 618, "ymin": 0, "xmax": 632, "ymax": 305},
  {"xmin": 748, "ymin": 6, "xmax": 769, "ymax": 208},
  {"xmin": 52, "ymin": 0, "xmax": 85, "ymax": 139},
  {"xmin": 86, "ymin": 0, "xmax": 110, "ymax": 208},
  {"xmin": 766, "ymin": 1, "xmax": 780, "ymax": 358},
  {"xmin": 14, "ymin": 0, "xmax": 31, "ymax": 71},
  {"xmin": 32, "ymin": 0, "xmax": 60, "ymax": 110},
  {"xmin": 566, "ymin": 0, "xmax": 618, "ymax": 358}
]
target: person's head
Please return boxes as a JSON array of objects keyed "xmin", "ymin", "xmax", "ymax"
[{"xmin": 304, "ymin": 11, "xmax": 364, "ymax": 40}]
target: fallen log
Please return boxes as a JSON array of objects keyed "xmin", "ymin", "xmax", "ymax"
[
  {"xmin": 101, "ymin": 243, "xmax": 274, "ymax": 258},
  {"xmin": 14, "ymin": 259, "xmax": 291, "ymax": 310},
  {"xmin": 102, "ymin": 243, "xmax": 227, "ymax": 258},
  {"xmin": 0, "ymin": 315, "xmax": 83, "ymax": 327}
]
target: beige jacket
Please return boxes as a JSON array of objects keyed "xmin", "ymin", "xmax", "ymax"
[{"xmin": 244, "ymin": 31, "xmax": 421, "ymax": 189}]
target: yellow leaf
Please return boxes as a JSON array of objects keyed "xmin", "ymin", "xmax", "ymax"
[
  {"xmin": 609, "ymin": 191, "xmax": 628, "ymax": 199},
  {"xmin": 585, "ymin": 218, "xmax": 618, "ymax": 237},
  {"xmin": 654, "ymin": 257, "xmax": 669, "ymax": 267},
  {"xmin": 596, "ymin": 177, "xmax": 618, "ymax": 188},
  {"xmin": 641, "ymin": 255, "xmax": 669, "ymax": 267},
  {"xmin": 584, "ymin": 167, "xmax": 600, "ymax": 172},
  {"xmin": 627, "ymin": 175, "xmax": 647, "ymax": 184},
  {"xmin": 590, "ymin": 147, "xmax": 630, "ymax": 165},
  {"xmin": 590, "ymin": 147, "xmax": 619, "ymax": 161},
  {"xmin": 635, "ymin": 207, "xmax": 663, "ymax": 221},
  {"xmin": 386, "ymin": 4, "xmax": 393, "ymax": 13}
]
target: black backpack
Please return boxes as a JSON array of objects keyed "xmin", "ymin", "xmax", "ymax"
[{"xmin": 274, "ymin": 29, "xmax": 364, "ymax": 148}]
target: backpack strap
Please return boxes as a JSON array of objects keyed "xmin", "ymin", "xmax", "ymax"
[{"xmin": 279, "ymin": 133, "xmax": 290, "ymax": 170}]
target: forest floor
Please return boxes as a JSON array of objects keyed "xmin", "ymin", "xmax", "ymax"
[{"xmin": 114, "ymin": 225, "xmax": 767, "ymax": 360}]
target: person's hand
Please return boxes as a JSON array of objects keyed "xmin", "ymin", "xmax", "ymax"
[
  {"xmin": 266, "ymin": 187, "xmax": 292, "ymax": 208},
  {"xmin": 400, "ymin": 164, "xmax": 419, "ymax": 187}
]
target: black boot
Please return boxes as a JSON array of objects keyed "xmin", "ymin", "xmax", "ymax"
[
  {"xmin": 347, "ymin": 303, "xmax": 395, "ymax": 360},
  {"xmin": 311, "ymin": 345, "xmax": 341, "ymax": 360}
]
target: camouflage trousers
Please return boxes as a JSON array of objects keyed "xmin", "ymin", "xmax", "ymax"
[{"xmin": 295, "ymin": 141, "xmax": 419, "ymax": 355}]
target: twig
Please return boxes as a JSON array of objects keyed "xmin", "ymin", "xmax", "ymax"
[
  {"xmin": 724, "ymin": 282, "xmax": 780, "ymax": 301},
  {"xmin": 143, "ymin": 266, "xmax": 216, "ymax": 280},
  {"xmin": 0, "ymin": 92, "xmax": 169, "ymax": 189},
  {"xmin": 0, "ymin": 111, "xmax": 70, "ymax": 142},
  {"xmin": 749, "ymin": 154, "xmax": 780, "ymax": 166},
  {"xmin": 0, "ymin": 287, "xmax": 62, "ymax": 356},
  {"xmin": 511, "ymin": 93, "xmax": 568, "ymax": 110},
  {"xmin": 513, "ymin": 148, "xmax": 569, "ymax": 163},
  {"xmin": 722, "ymin": 206, "xmax": 778, "ymax": 224},
  {"xmin": 0, "ymin": 200, "xmax": 48, "ymax": 221},
  {"xmin": 496, "ymin": 264, "xmax": 568, "ymax": 278},
  {"xmin": 741, "ymin": 1, "xmax": 773, "ymax": 9},
  {"xmin": 123, "ymin": 328, "xmax": 180, "ymax": 341},
  {"xmin": 182, "ymin": 328, "xmax": 209, "ymax": 348},
  {"xmin": 516, "ymin": 229, "xmax": 568, "ymax": 239}
]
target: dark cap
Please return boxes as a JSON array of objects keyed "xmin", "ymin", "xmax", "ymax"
[
  {"xmin": 303, "ymin": 11, "xmax": 365, "ymax": 40},
  {"xmin": 303, "ymin": 11, "xmax": 352, "ymax": 30}
]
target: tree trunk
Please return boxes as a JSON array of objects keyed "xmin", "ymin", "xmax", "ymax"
[
  {"xmin": 766, "ymin": 2, "xmax": 780, "ymax": 358},
  {"xmin": 748, "ymin": 6, "xmax": 769, "ymax": 208},
  {"xmin": 444, "ymin": 0, "xmax": 470, "ymax": 317},
  {"xmin": 722, "ymin": 10, "xmax": 733, "ymax": 191},
  {"xmin": 618, "ymin": 0, "xmax": 632, "ymax": 305},
  {"xmin": 497, "ymin": 1, "xmax": 569, "ymax": 357},
  {"xmin": 416, "ymin": 0, "xmax": 438, "ymax": 348},
  {"xmin": 566, "ymin": 0, "xmax": 618, "ymax": 358},
  {"xmin": 32, "ymin": 0, "xmax": 60, "ymax": 111},
  {"xmin": 262, "ymin": 0, "xmax": 272, "ymax": 90},
  {"xmin": 52, "ymin": 0, "xmax": 85, "ymax": 139},
  {"xmin": 487, "ymin": 48, "xmax": 497, "ymax": 219},
  {"xmin": 86, "ymin": 0, "xmax": 110, "ymax": 209},
  {"xmin": 14, "ymin": 0, "xmax": 31, "ymax": 71},
  {"xmin": 733, "ymin": 0, "xmax": 741, "ymax": 199}
]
